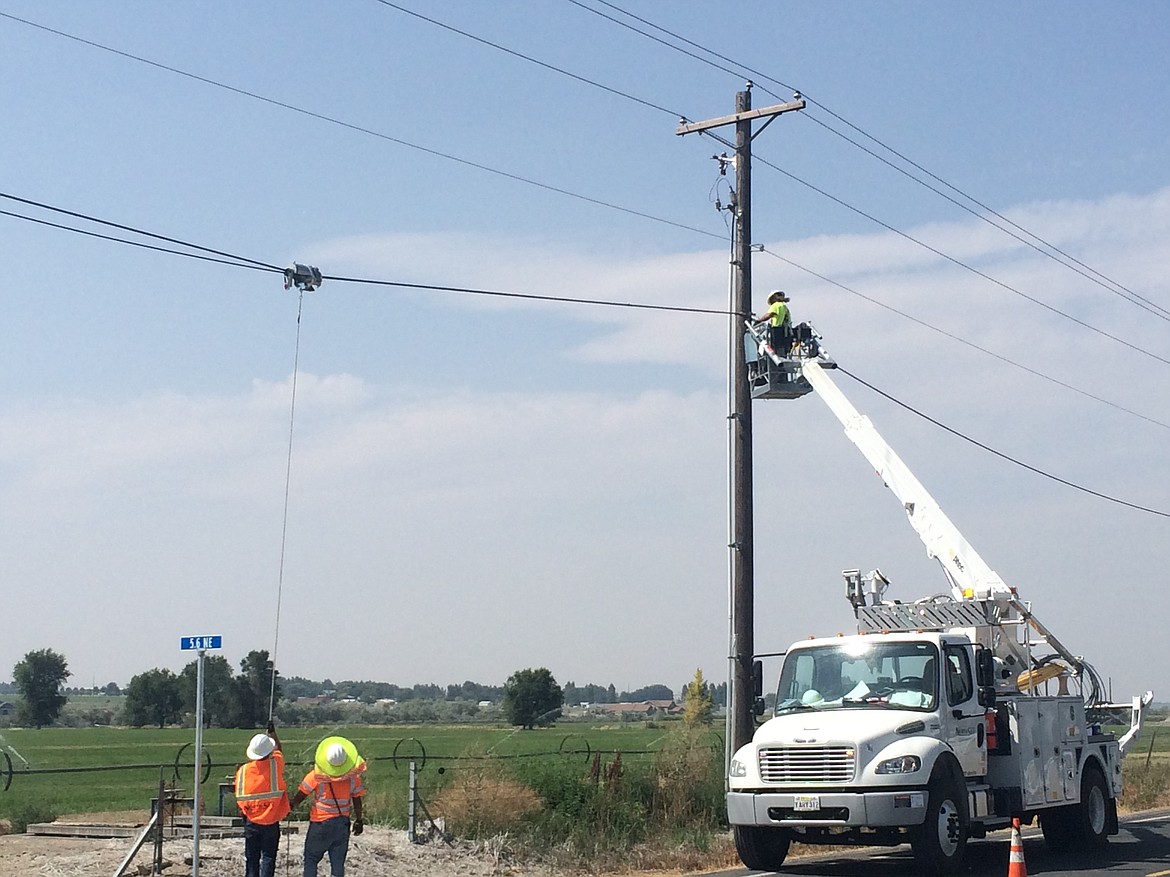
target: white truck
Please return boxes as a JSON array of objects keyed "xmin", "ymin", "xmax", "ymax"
[{"xmin": 730, "ymin": 326, "xmax": 1153, "ymax": 874}]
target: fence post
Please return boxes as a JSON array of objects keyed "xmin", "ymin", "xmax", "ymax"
[{"xmin": 407, "ymin": 760, "xmax": 418, "ymax": 843}]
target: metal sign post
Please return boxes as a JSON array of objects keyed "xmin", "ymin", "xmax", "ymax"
[{"xmin": 180, "ymin": 635, "xmax": 222, "ymax": 877}]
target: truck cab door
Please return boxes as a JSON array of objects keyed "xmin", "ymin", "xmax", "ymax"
[{"xmin": 940, "ymin": 642, "xmax": 987, "ymax": 776}]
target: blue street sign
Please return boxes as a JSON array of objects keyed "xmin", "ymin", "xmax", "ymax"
[{"xmin": 180, "ymin": 635, "xmax": 222, "ymax": 651}]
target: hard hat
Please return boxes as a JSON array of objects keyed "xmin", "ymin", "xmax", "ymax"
[
  {"xmin": 768, "ymin": 290, "xmax": 789, "ymax": 303},
  {"xmin": 246, "ymin": 733, "xmax": 276, "ymax": 760},
  {"xmin": 314, "ymin": 736, "xmax": 364, "ymax": 777}
]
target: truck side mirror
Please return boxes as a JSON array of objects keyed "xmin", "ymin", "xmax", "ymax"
[
  {"xmin": 975, "ymin": 648, "xmax": 995, "ymax": 689},
  {"xmin": 752, "ymin": 660, "xmax": 764, "ymax": 698},
  {"xmin": 753, "ymin": 696, "xmax": 767, "ymax": 717}
]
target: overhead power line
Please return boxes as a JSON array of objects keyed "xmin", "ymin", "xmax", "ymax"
[
  {"xmin": 838, "ymin": 367, "xmax": 1170, "ymax": 519},
  {"xmin": 758, "ymin": 245, "xmax": 1170, "ymax": 432},
  {"xmin": 370, "ymin": 0, "xmax": 682, "ymax": 118},
  {"xmin": 572, "ymin": 0, "xmax": 1168, "ymax": 321},
  {"xmin": 0, "ymin": 192, "xmax": 729, "ymax": 317},
  {"xmin": 5, "ymin": 14, "xmax": 1168, "ymax": 426},
  {"xmin": 362, "ymin": 3, "xmax": 1170, "ymax": 361},
  {"xmin": 752, "ymin": 155, "xmax": 1170, "ymax": 368},
  {"xmin": 5, "ymin": 190, "xmax": 1166, "ymax": 517},
  {"xmin": 0, "ymin": 11, "xmax": 721, "ymax": 244}
]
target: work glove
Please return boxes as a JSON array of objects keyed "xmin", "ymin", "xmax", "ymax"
[{"xmin": 352, "ymin": 819, "xmax": 364, "ymax": 836}]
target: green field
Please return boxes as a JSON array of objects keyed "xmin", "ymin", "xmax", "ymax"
[
  {"xmin": 0, "ymin": 722, "xmax": 709, "ymax": 824},
  {"xmin": 4, "ymin": 721, "xmax": 1166, "ymax": 829}
]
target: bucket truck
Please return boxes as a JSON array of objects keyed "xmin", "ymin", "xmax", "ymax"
[{"xmin": 729, "ymin": 323, "xmax": 1153, "ymax": 875}]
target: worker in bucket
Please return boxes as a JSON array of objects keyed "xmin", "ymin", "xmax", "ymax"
[
  {"xmin": 755, "ymin": 290, "xmax": 792, "ymax": 355},
  {"xmin": 290, "ymin": 735, "xmax": 367, "ymax": 877},
  {"xmin": 234, "ymin": 721, "xmax": 291, "ymax": 877}
]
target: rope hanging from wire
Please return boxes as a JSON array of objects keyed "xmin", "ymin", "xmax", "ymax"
[{"xmin": 268, "ymin": 288, "xmax": 307, "ymax": 721}]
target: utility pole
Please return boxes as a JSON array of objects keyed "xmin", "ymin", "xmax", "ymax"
[{"xmin": 677, "ymin": 85, "xmax": 804, "ymax": 756}]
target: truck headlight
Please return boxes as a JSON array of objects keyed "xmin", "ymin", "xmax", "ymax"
[
  {"xmin": 875, "ymin": 755, "xmax": 921, "ymax": 775},
  {"xmin": 729, "ymin": 757, "xmax": 748, "ymax": 778}
]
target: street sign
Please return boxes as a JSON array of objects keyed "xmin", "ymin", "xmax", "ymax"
[{"xmin": 180, "ymin": 635, "xmax": 222, "ymax": 651}]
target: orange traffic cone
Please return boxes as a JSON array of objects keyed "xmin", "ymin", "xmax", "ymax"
[{"xmin": 1008, "ymin": 817, "xmax": 1027, "ymax": 877}]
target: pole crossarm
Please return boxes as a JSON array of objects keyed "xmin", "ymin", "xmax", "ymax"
[{"xmin": 676, "ymin": 96, "xmax": 805, "ymax": 136}]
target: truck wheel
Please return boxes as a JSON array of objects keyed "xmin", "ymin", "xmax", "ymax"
[
  {"xmin": 911, "ymin": 773, "xmax": 967, "ymax": 874},
  {"xmin": 1070, "ymin": 766, "xmax": 1110, "ymax": 847},
  {"xmin": 1040, "ymin": 806, "xmax": 1073, "ymax": 848},
  {"xmin": 734, "ymin": 825, "xmax": 791, "ymax": 871}
]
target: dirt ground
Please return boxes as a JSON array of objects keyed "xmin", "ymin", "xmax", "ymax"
[{"xmin": 0, "ymin": 813, "xmax": 699, "ymax": 877}]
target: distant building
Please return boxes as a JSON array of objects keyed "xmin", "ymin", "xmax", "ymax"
[
  {"xmin": 595, "ymin": 699, "xmax": 683, "ymax": 718},
  {"xmin": 295, "ymin": 695, "xmax": 333, "ymax": 706},
  {"xmin": 0, "ymin": 701, "xmax": 15, "ymax": 717}
]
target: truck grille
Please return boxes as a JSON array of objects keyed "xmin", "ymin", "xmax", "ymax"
[{"xmin": 757, "ymin": 745, "xmax": 856, "ymax": 783}]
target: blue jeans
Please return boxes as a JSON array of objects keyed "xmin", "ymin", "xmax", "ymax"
[
  {"xmin": 303, "ymin": 816, "xmax": 350, "ymax": 877},
  {"xmin": 243, "ymin": 818, "xmax": 281, "ymax": 877}
]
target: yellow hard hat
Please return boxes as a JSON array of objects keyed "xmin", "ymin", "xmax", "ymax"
[{"xmin": 314, "ymin": 736, "xmax": 364, "ymax": 777}]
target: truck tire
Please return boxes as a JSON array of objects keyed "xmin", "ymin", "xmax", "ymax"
[
  {"xmin": 1069, "ymin": 765, "xmax": 1110, "ymax": 848},
  {"xmin": 1040, "ymin": 805, "xmax": 1073, "ymax": 848},
  {"xmin": 734, "ymin": 825, "xmax": 791, "ymax": 871},
  {"xmin": 911, "ymin": 771, "xmax": 968, "ymax": 875}
]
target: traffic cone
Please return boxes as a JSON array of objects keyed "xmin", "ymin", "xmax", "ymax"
[{"xmin": 1008, "ymin": 817, "xmax": 1027, "ymax": 877}]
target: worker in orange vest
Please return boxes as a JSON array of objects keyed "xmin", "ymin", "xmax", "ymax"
[
  {"xmin": 234, "ymin": 721, "xmax": 292, "ymax": 877},
  {"xmin": 290, "ymin": 736, "xmax": 367, "ymax": 877}
]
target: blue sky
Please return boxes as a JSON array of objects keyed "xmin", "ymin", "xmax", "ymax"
[{"xmin": 2, "ymin": 2, "xmax": 1167, "ymax": 703}]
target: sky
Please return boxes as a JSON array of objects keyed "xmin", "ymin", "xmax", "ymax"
[{"xmin": 1, "ymin": 2, "xmax": 1168, "ymax": 704}]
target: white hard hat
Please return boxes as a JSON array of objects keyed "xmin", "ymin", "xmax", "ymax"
[
  {"xmin": 246, "ymin": 733, "xmax": 276, "ymax": 760},
  {"xmin": 326, "ymin": 742, "xmax": 347, "ymax": 767}
]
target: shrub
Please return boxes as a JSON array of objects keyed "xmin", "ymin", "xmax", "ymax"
[
  {"xmin": 1120, "ymin": 760, "xmax": 1170, "ymax": 812},
  {"xmin": 6, "ymin": 801, "xmax": 58, "ymax": 833},
  {"xmin": 432, "ymin": 757, "xmax": 542, "ymax": 836}
]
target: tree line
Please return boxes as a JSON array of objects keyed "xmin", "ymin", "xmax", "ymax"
[{"xmin": 6, "ymin": 648, "xmax": 725, "ymax": 730}]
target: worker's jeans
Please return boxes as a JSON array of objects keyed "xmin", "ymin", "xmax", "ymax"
[
  {"xmin": 303, "ymin": 816, "xmax": 350, "ymax": 877},
  {"xmin": 242, "ymin": 818, "xmax": 281, "ymax": 877}
]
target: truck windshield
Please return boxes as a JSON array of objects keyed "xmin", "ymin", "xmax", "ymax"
[{"xmin": 774, "ymin": 640, "xmax": 939, "ymax": 713}]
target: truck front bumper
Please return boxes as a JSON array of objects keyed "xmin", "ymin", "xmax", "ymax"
[{"xmin": 727, "ymin": 788, "xmax": 927, "ymax": 828}]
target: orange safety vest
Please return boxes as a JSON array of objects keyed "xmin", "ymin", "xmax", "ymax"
[
  {"xmin": 234, "ymin": 751, "xmax": 291, "ymax": 825},
  {"xmin": 299, "ymin": 767, "xmax": 366, "ymax": 822}
]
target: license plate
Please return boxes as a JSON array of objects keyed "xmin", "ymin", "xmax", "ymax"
[{"xmin": 793, "ymin": 795, "xmax": 821, "ymax": 812}]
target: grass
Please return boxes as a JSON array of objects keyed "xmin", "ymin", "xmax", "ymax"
[
  {"xmin": 0, "ymin": 722, "xmax": 696, "ymax": 825},
  {"xmin": 3, "ymin": 720, "xmax": 1167, "ymax": 870}
]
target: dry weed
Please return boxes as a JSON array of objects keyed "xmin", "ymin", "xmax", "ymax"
[{"xmin": 432, "ymin": 757, "xmax": 544, "ymax": 836}]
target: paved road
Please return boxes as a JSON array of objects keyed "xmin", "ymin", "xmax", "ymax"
[{"xmin": 700, "ymin": 810, "xmax": 1170, "ymax": 876}]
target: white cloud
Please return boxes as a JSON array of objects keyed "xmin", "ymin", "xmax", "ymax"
[{"xmin": 3, "ymin": 186, "xmax": 1168, "ymax": 702}]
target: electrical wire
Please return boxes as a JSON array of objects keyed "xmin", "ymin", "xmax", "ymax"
[
  {"xmin": 7, "ymin": 187, "xmax": 1170, "ymax": 436},
  {"xmin": 358, "ymin": 4, "xmax": 1170, "ymax": 361},
  {"xmin": 572, "ymin": 0, "xmax": 1167, "ymax": 321},
  {"xmin": 752, "ymin": 155, "xmax": 1170, "ymax": 367},
  {"xmin": 758, "ymin": 245, "xmax": 1170, "ymax": 432},
  {"xmin": 836, "ymin": 366, "xmax": 1170, "ymax": 519},
  {"xmin": 0, "ymin": 194, "xmax": 732, "ymax": 317},
  {"xmin": 370, "ymin": 0, "xmax": 683, "ymax": 118},
  {"xmin": 0, "ymin": 12, "xmax": 721, "ymax": 245},
  {"xmin": 3, "ymin": 191, "xmax": 1166, "ymax": 519},
  {"xmin": 797, "ymin": 113, "xmax": 1170, "ymax": 322},
  {"xmin": 8, "ymin": 12, "xmax": 1165, "ymax": 367}
]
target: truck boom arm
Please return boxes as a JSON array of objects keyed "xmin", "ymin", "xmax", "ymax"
[{"xmin": 800, "ymin": 359, "xmax": 1013, "ymax": 603}]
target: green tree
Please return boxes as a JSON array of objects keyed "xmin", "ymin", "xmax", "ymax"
[
  {"xmin": 13, "ymin": 648, "xmax": 70, "ymax": 728},
  {"xmin": 683, "ymin": 668, "xmax": 713, "ymax": 726},
  {"xmin": 502, "ymin": 667, "xmax": 562, "ymax": 729},
  {"xmin": 237, "ymin": 650, "xmax": 278, "ymax": 727},
  {"xmin": 123, "ymin": 669, "xmax": 182, "ymax": 728},
  {"xmin": 180, "ymin": 655, "xmax": 236, "ymax": 726}
]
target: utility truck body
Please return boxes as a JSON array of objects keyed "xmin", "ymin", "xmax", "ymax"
[{"xmin": 731, "ymin": 326, "xmax": 1151, "ymax": 874}]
